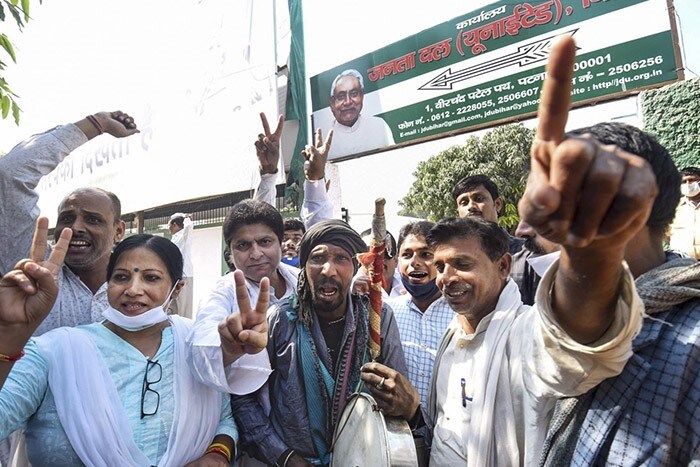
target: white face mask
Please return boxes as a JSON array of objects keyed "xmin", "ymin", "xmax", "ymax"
[
  {"xmin": 102, "ymin": 283, "xmax": 178, "ymax": 331},
  {"xmin": 681, "ymin": 181, "xmax": 700, "ymax": 198}
]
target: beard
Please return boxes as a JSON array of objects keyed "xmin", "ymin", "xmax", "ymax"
[{"xmin": 311, "ymin": 278, "xmax": 347, "ymax": 314}]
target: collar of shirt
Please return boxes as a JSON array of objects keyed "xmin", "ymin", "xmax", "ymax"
[
  {"xmin": 332, "ymin": 114, "xmax": 364, "ymax": 133},
  {"xmin": 451, "ymin": 309, "xmax": 496, "ymax": 346}
]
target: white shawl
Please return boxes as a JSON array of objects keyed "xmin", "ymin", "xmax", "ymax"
[
  {"xmin": 467, "ymin": 278, "xmax": 523, "ymax": 467},
  {"xmin": 35, "ymin": 316, "xmax": 221, "ymax": 466}
]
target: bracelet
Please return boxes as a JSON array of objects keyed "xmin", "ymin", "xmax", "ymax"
[
  {"xmin": 206, "ymin": 442, "xmax": 231, "ymax": 463},
  {"xmin": 208, "ymin": 442, "xmax": 231, "ymax": 459},
  {"xmin": 275, "ymin": 448, "xmax": 295, "ymax": 467},
  {"xmin": 85, "ymin": 115, "xmax": 104, "ymax": 134},
  {"xmin": 206, "ymin": 447, "xmax": 229, "ymax": 462},
  {"xmin": 0, "ymin": 350, "xmax": 25, "ymax": 363}
]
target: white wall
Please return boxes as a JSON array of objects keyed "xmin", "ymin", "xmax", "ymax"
[{"xmin": 190, "ymin": 225, "xmax": 225, "ymax": 319}]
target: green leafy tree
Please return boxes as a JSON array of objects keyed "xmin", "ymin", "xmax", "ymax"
[
  {"xmin": 641, "ymin": 78, "xmax": 700, "ymax": 169},
  {"xmin": 1, "ymin": 0, "xmax": 40, "ymax": 124},
  {"xmin": 399, "ymin": 124, "xmax": 534, "ymax": 231}
]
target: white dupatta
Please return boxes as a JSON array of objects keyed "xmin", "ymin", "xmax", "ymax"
[{"xmin": 35, "ymin": 316, "xmax": 221, "ymax": 466}]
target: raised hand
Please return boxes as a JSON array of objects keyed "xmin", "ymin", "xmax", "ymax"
[
  {"xmin": 0, "ymin": 217, "xmax": 71, "ymax": 344},
  {"xmin": 518, "ymin": 36, "xmax": 657, "ymax": 251},
  {"xmin": 218, "ymin": 270, "xmax": 270, "ymax": 366},
  {"xmin": 255, "ymin": 112, "xmax": 285, "ymax": 175},
  {"xmin": 94, "ymin": 111, "xmax": 140, "ymax": 137},
  {"xmin": 302, "ymin": 128, "xmax": 334, "ymax": 181}
]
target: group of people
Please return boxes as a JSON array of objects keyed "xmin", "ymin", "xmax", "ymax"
[{"xmin": 0, "ymin": 36, "xmax": 697, "ymax": 467}]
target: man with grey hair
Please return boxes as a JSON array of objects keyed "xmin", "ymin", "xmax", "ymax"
[{"xmin": 326, "ymin": 68, "xmax": 394, "ymax": 158}]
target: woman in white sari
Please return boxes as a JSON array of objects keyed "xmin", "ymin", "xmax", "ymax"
[{"xmin": 0, "ymin": 218, "xmax": 236, "ymax": 466}]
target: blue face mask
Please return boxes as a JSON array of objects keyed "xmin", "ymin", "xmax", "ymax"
[
  {"xmin": 400, "ymin": 276, "xmax": 440, "ymax": 301},
  {"xmin": 281, "ymin": 256, "xmax": 300, "ymax": 267}
]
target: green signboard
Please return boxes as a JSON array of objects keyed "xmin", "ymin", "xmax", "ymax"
[{"xmin": 310, "ymin": 0, "xmax": 680, "ymax": 161}]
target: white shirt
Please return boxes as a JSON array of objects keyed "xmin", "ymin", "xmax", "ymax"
[
  {"xmin": 187, "ymin": 263, "xmax": 299, "ymax": 395},
  {"xmin": 429, "ymin": 262, "xmax": 643, "ymax": 466},
  {"xmin": 387, "ymin": 270, "xmax": 406, "ymax": 298},
  {"xmin": 170, "ymin": 217, "xmax": 194, "ymax": 277},
  {"xmin": 327, "ymin": 114, "xmax": 394, "ymax": 159},
  {"xmin": 431, "ymin": 312, "xmax": 494, "ymax": 464},
  {"xmin": 669, "ymin": 197, "xmax": 700, "ymax": 258}
]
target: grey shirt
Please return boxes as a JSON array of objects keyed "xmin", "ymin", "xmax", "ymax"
[{"xmin": 0, "ymin": 124, "xmax": 108, "ymax": 335}]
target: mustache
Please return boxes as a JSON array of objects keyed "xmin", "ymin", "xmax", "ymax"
[
  {"xmin": 524, "ymin": 237, "xmax": 546, "ymax": 255},
  {"xmin": 314, "ymin": 278, "xmax": 343, "ymax": 291}
]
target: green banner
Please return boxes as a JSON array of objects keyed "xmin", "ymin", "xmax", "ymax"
[
  {"xmin": 310, "ymin": 0, "xmax": 646, "ymax": 110},
  {"xmin": 309, "ymin": 0, "xmax": 679, "ymax": 160},
  {"xmin": 381, "ymin": 31, "xmax": 677, "ymax": 143}
]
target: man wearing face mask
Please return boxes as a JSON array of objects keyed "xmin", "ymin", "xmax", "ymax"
[
  {"xmin": 281, "ymin": 218, "xmax": 305, "ymax": 268},
  {"xmin": 385, "ymin": 222, "xmax": 453, "ymax": 407},
  {"xmin": 668, "ymin": 166, "xmax": 700, "ymax": 258}
]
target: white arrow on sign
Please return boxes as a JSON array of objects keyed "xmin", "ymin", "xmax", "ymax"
[{"xmin": 419, "ymin": 29, "xmax": 579, "ymax": 91}]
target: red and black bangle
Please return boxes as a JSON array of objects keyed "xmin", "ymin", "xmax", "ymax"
[
  {"xmin": 0, "ymin": 350, "xmax": 25, "ymax": 363},
  {"xmin": 85, "ymin": 115, "xmax": 104, "ymax": 134}
]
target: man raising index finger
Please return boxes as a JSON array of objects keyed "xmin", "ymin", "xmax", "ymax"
[
  {"xmin": 520, "ymin": 35, "xmax": 657, "ymax": 343},
  {"xmin": 428, "ymin": 35, "xmax": 652, "ymax": 467}
]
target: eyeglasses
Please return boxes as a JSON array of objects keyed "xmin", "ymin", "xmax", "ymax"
[
  {"xmin": 332, "ymin": 89, "xmax": 362, "ymax": 102},
  {"xmin": 141, "ymin": 359, "xmax": 162, "ymax": 419}
]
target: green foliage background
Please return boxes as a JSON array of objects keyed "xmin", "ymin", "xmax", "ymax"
[
  {"xmin": 399, "ymin": 124, "xmax": 534, "ymax": 231},
  {"xmin": 0, "ymin": 0, "xmax": 40, "ymax": 124},
  {"xmin": 641, "ymin": 78, "xmax": 700, "ymax": 169}
]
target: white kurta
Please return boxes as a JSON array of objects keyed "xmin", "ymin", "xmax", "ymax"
[
  {"xmin": 327, "ymin": 114, "xmax": 394, "ymax": 159},
  {"xmin": 429, "ymin": 261, "xmax": 643, "ymax": 467}
]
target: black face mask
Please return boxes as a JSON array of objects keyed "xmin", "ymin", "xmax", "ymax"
[{"xmin": 400, "ymin": 276, "xmax": 440, "ymax": 301}]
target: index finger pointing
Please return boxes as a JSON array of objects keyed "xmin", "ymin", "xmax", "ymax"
[
  {"xmin": 30, "ymin": 217, "xmax": 50, "ymax": 263},
  {"xmin": 535, "ymin": 35, "xmax": 576, "ymax": 148}
]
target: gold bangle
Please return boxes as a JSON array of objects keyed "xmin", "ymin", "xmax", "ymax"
[{"xmin": 206, "ymin": 442, "xmax": 231, "ymax": 462}]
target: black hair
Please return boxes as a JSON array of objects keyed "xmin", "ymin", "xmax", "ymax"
[
  {"xmin": 170, "ymin": 216, "xmax": 185, "ymax": 229},
  {"xmin": 360, "ymin": 228, "xmax": 397, "ymax": 258},
  {"xmin": 60, "ymin": 187, "xmax": 122, "ymax": 224},
  {"xmin": 427, "ymin": 217, "xmax": 509, "ymax": 261},
  {"xmin": 223, "ymin": 199, "xmax": 284, "ymax": 246},
  {"xmin": 680, "ymin": 166, "xmax": 700, "ymax": 178},
  {"xmin": 397, "ymin": 221, "xmax": 436, "ymax": 251},
  {"xmin": 284, "ymin": 217, "xmax": 306, "ymax": 234},
  {"xmin": 107, "ymin": 234, "xmax": 183, "ymax": 287},
  {"xmin": 451, "ymin": 174, "xmax": 500, "ymax": 203},
  {"xmin": 569, "ymin": 122, "xmax": 680, "ymax": 233}
]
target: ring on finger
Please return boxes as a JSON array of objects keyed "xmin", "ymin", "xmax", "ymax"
[{"xmin": 376, "ymin": 377, "xmax": 386, "ymax": 390}]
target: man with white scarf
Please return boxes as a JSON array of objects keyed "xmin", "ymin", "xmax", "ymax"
[{"xmin": 426, "ymin": 35, "xmax": 654, "ymax": 466}]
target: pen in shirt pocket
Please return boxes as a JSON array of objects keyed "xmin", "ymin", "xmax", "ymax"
[{"xmin": 461, "ymin": 378, "xmax": 472, "ymax": 407}]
